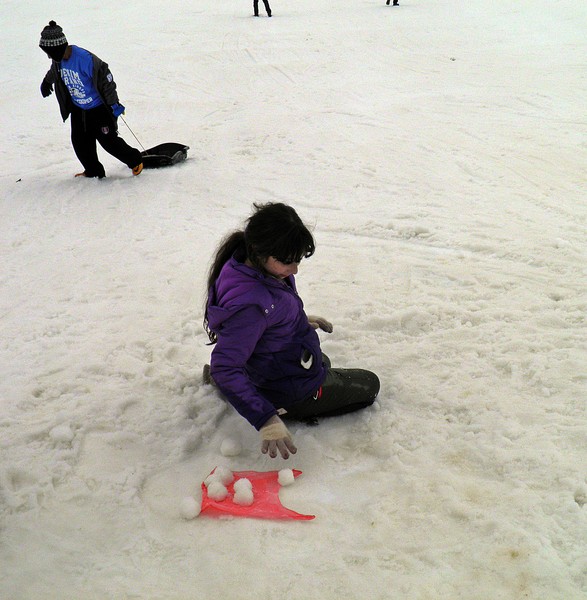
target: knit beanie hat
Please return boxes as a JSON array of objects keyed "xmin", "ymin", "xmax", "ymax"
[{"xmin": 39, "ymin": 20, "xmax": 67, "ymax": 48}]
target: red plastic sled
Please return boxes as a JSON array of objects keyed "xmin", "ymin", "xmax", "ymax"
[{"xmin": 200, "ymin": 468, "xmax": 315, "ymax": 520}]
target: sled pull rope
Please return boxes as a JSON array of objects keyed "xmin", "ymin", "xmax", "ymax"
[{"xmin": 120, "ymin": 115, "xmax": 146, "ymax": 152}]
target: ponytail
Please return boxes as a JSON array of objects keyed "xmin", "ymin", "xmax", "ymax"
[{"xmin": 203, "ymin": 230, "xmax": 246, "ymax": 342}]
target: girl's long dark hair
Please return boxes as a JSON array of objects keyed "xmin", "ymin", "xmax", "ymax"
[
  {"xmin": 205, "ymin": 230, "xmax": 246, "ymax": 296},
  {"xmin": 204, "ymin": 202, "xmax": 315, "ymax": 342}
]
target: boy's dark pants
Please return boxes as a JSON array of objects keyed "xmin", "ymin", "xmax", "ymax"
[
  {"xmin": 253, "ymin": 0, "xmax": 271, "ymax": 16},
  {"xmin": 70, "ymin": 105, "xmax": 142, "ymax": 178}
]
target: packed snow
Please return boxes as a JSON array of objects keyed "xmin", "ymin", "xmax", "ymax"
[{"xmin": 1, "ymin": 0, "xmax": 586, "ymax": 598}]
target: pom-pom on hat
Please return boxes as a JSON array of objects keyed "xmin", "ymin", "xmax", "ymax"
[{"xmin": 39, "ymin": 20, "xmax": 67, "ymax": 47}]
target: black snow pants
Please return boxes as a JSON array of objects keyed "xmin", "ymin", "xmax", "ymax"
[
  {"xmin": 70, "ymin": 105, "xmax": 142, "ymax": 178},
  {"xmin": 254, "ymin": 0, "xmax": 271, "ymax": 16},
  {"xmin": 281, "ymin": 354, "xmax": 380, "ymax": 422}
]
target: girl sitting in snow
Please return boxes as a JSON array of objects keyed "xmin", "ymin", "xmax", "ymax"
[{"xmin": 204, "ymin": 202, "xmax": 380, "ymax": 459}]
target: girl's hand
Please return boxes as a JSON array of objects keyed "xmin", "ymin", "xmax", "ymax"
[
  {"xmin": 260, "ymin": 416, "xmax": 297, "ymax": 459},
  {"xmin": 308, "ymin": 315, "xmax": 333, "ymax": 333}
]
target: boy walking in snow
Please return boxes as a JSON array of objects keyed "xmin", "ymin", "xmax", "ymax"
[
  {"xmin": 39, "ymin": 21, "xmax": 143, "ymax": 179},
  {"xmin": 254, "ymin": 0, "xmax": 272, "ymax": 17}
]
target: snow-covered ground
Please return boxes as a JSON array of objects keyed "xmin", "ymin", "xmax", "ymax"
[{"xmin": 1, "ymin": 0, "xmax": 586, "ymax": 598}]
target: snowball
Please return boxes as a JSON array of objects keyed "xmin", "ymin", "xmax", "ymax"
[
  {"xmin": 278, "ymin": 469, "xmax": 295, "ymax": 486},
  {"xmin": 220, "ymin": 437, "xmax": 242, "ymax": 457},
  {"xmin": 204, "ymin": 466, "xmax": 234, "ymax": 487},
  {"xmin": 179, "ymin": 496, "xmax": 201, "ymax": 520},
  {"xmin": 213, "ymin": 466, "xmax": 234, "ymax": 485},
  {"xmin": 233, "ymin": 478, "xmax": 252, "ymax": 492},
  {"xmin": 207, "ymin": 481, "xmax": 228, "ymax": 501},
  {"xmin": 49, "ymin": 424, "xmax": 74, "ymax": 443},
  {"xmin": 233, "ymin": 487, "xmax": 254, "ymax": 506}
]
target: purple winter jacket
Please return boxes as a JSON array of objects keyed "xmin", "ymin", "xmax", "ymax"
[{"xmin": 206, "ymin": 255, "xmax": 327, "ymax": 430}]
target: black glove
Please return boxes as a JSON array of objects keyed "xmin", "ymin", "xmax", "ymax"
[{"xmin": 40, "ymin": 80, "xmax": 53, "ymax": 98}]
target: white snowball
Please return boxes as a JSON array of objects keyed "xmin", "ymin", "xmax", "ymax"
[
  {"xmin": 214, "ymin": 466, "xmax": 234, "ymax": 485},
  {"xmin": 233, "ymin": 478, "xmax": 252, "ymax": 492},
  {"xmin": 49, "ymin": 424, "xmax": 74, "ymax": 443},
  {"xmin": 233, "ymin": 487, "xmax": 254, "ymax": 506},
  {"xmin": 278, "ymin": 469, "xmax": 295, "ymax": 486},
  {"xmin": 204, "ymin": 466, "xmax": 234, "ymax": 487},
  {"xmin": 179, "ymin": 496, "xmax": 201, "ymax": 520},
  {"xmin": 220, "ymin": 438, "xmax": 242, "ymax": 457},
  {"xmin": 207, "ymin": 481, "xmax": 228, "ymax": 501}
]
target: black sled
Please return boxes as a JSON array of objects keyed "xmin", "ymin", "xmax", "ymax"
[{"xmin": 141, "ymin": 143, "xmax": 190, "ymax": 169}]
